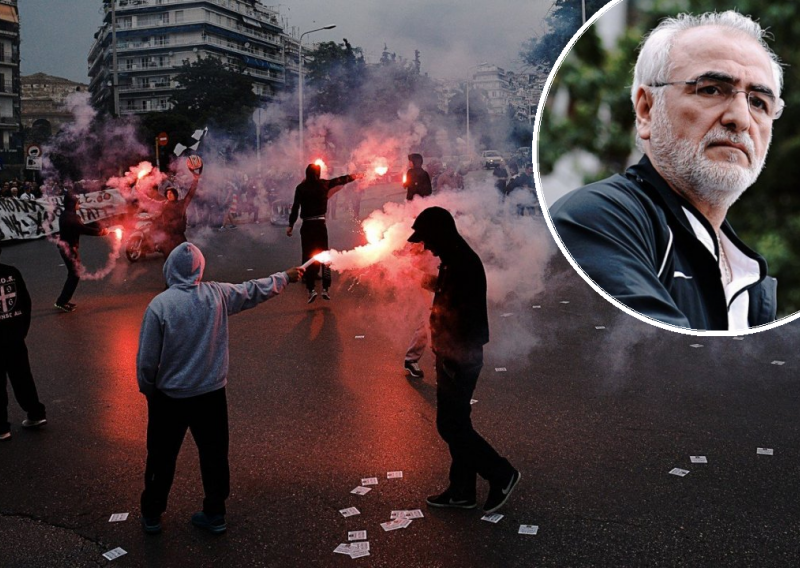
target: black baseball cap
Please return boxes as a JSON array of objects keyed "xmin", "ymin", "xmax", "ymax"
[{"xmin": 407, "ymin": 206, "xmax": 456, "ymax": 243}]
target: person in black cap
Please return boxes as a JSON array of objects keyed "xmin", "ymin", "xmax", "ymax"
[
  {"xmin": 0, "ymin": 243, "xmax": 47, "ymax": 440},
  {"xmin": 54, "ymin": 191, "xmax": 109, "ymax": 312},
  {"xmin": 408, "ymin": 206, "xmax": 520, "ymax": 513},
  {"xmin": 404, "ymin": 153, "xmax": 432, "ymax": 201},
  {"xmin": 287, "ymin": 163, "xmax": 364, "ymax": 303}
]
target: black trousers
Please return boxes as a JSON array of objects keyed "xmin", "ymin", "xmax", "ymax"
[
  {"xmin": 300, "ymin": 220, "xmax": 331, "ymax": 291},
  {"xmin": 141, "ymin": 388, "xmax": 230, "ymax": 518},
  {"xmin": 435, "ymin": 351, "xmax": 514, "ymax": 498},
  {"xmin": 56, "ymin": 245, "xmax": 80, "ymax": 305},
  {"xmin": 0, "ymin": 341, "xmax": 46, "ymax": 433}
]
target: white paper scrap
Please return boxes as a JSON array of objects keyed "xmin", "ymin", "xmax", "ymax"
[
  {"xmin": 102, "ymin": 548, "xmax": 127, "ymax": 561},
  {"xmin": 481, "ymin": 513, "xmax": 504, "ymax": 524},
  {"xmin": 334, "ymin": 544, "xmax": 352, "ymax": 555},
  {"xmin": 771, "ymin": 361, "xmax": 785, "ymax": 366},
  {"xmin": 560, "ymin": 301, "xmax": 570, "ymax": 304},
  {"xmin": 348, "ymin": 530, "xmax": 367, "ymax": 541},
  {"xmin": 501, "ymin": 313, "xmax": 514, "ymax": 318},
  {"xmin": 361, "ymin": 477, "xmax": 378, "ymax": 486},
  {"xmin": 595, "ymin": 326, "xmax": 606, "ymax": 330},
  {"xmin": 690, "ymin": 456, "xmax": 708, "ymax": 464},
  {"xmin": 470, "ymin": 399, "xmax": 478, "ymax": 405},
  {"xmin": 495, "ymin": 367, "xmax": 507, "ymax": 372},
  {"xmin": 518, "ymin": 524, "xmax": 539, "ymax": 535},
  {"xmin": 108, "ymin": 513, "xmax": 129, "ymax": 523},
  {"xmin": 349, "ymin": 542, "xmax": 370, "ymax": 553},
  {"xmin": 757, "ymin": 447, "xmax": 774, "ymax": 455},
  {"xmin": 340, "ymin": 507, "xmax": 360, "ymax": 517},
  {"xmin": 387, "ymin": 471, "xmax": 403, "ymax": 479},
  {"xmin": 349, "ymin": 550, "xmax": 370, "ymax": 559},
  {"xmin": 351, "ymin": 486, "xmax": 371, "ymax": 496},
  {"xmin": 381, "ymin": 518, "xmax": 412, "ymax": 531},
  {"xmin": 690, "ymin": 344, "xmax": 703, "ymax": 348},
  {"xmin": 355, "ymin": 335, "xmax": 365, "ymax": 339},
  {"xmin": 532, "ymin": 305, "xmax": 541, "ymax": 309},
  {"xmin": 391, "ymin": 509, "xmax": 424, "ymax": 519},
  {"xmin": 669, "ymin": 468, "xmax": 690, "ymax": 477},
  {"xmin": 732, "ymin": 336, "xmax": 745, "ymax": 341},
  {"xmin": 246, "ymin": 268, "xmax": 254, "ymax": 272}
]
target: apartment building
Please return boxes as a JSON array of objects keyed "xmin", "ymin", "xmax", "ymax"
[
  {"xmin": 88, "ymin": 0, "xmax": 288, "ymax": 116},
  {"xmin": 0, "ymin": 0, "xmax": 20, "ymax": 165}
]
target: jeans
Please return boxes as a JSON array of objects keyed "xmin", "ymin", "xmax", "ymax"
[
  {"xmin": 141, "ymin": 388, "xmax": 230, "ymax": 518},
  {"xmin": 56, "ymin": 245, "xmax": 80, "ymax": 305},
  {"xmin": 300, "ymin": 220, "xmax": 331, "ymax": 291},
  {"xmin": 435, "ymin": 350, "xmax": 514, "ymax": 498}
]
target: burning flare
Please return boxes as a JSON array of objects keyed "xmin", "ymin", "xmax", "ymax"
[
  {"xmin": 374, "ymin": 166, "xmax": 388, "ymax": 176},
  {"xmin": 113, "ymin": 227, "xmax": 123, "ymax": 241},
  {"xmin": 300, "ymin": 250, "xmax": 333, "ymax": 270}
]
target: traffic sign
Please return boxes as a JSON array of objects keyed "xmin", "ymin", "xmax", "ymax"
[
  {"xmin": 27, "ymin": 145, "xmax": 41, "ymax": 158},
  {"xmin": 157, "ymin": 132, "xmax": 169, "ymax": 146},
  {"xmin": 26, "ymin": 156, "xmax": 42, "ymax": 170}
]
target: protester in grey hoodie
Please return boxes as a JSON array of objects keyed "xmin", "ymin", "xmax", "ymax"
[{"xmin": 136, "ymin": 241, "xmax": 303, "ymax": 535}]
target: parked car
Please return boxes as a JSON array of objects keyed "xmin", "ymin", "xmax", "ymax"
[{"xmin": 482, "ymin": 150, "xmax": 503, "ymax": 169}]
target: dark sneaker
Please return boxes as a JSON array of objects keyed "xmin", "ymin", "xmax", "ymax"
[
  {"xmin": 426, "ymin": 490, "xmax": 477, "ymax": 509},
  {"xmin": 22, "ymin": 418, "xmax": 47, "ymax": 429},
  {"xmin": 0, "ymin": 431, "xmax": 10, "ymax": 441},
  {"xmin": 141, "ymin": 515, "xmax": 162, "ymax": 535},
  {"xmin": 191, "ymin": 511, "xmax": 227, "ymax": 534},
  {"xmin": 484, "ymin": 469, "xmax": 521, "ymax": 513},
  {"xmin": 321, "ymin": 289, "xmax": 331, "ymax": 301},
  {"xmin": 54, "ymin": 302, "xmax": 75, "ymax": 313},
  {"xmin": 307, "ymin": 290, "xmax": 318, "ymax": 304},
  {"xmin": 404, "ymin": 361, "xmax": 424, "ymax": 378}
]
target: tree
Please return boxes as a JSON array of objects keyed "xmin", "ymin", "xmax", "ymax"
[
  {"xmin": 171, "ymin": 56, "xmax": 259, "ymax": 138},
  {"xmin": 305, "ymin": 39, "xmax": 367, "ymax": 116}
]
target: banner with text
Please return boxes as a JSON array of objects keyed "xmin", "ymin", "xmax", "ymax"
[{"xmin": 0, "ymin": 190, "xmax": 126, "ymax": 242}]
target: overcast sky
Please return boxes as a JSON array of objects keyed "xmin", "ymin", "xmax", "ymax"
[{"xmin": 18, "ymin": 0, "xmax": 554, "ymax": 84}]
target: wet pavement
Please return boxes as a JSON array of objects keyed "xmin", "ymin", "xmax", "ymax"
[{"xmin": 2, "ymin": 184, "xmax": 800, "ymax": 567}]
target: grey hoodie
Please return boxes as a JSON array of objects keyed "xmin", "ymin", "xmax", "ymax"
[{"xmin": 136, "ymin": 242, "xmax": 289, "ymax": 398}]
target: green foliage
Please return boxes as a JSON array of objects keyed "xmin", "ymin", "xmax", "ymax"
[
  {"xmin": 170, "ymin": 56, "xmax": 259, "ymax": 138},
  {"xmin": 535, "ymin": 0, "xmax": 800, "ymax": 315},
  {"xmin": 305, "ymin": 39, "xmax": 367, "ymax": 116}
]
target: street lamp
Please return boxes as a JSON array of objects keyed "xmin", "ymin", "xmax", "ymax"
[{"xmin": 298, "ymin": 25, "xmax": 336, "ymax": 162}]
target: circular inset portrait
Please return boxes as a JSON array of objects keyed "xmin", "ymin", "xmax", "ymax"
[{"xmin": 536, "ymin": 0, "xmax": 799, "ymax": 335}]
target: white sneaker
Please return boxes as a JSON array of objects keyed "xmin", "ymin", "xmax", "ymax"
[
  {"xmin": 321, "ymin": 289, "xmax": 331, "ymax": 301},
  {"xmin": 22, "ymin": 418, "xmax": 47, "ymax": 429},
  {"xmin": 307, "ymin": 290, "xmax": 318, "ymax": 304}
]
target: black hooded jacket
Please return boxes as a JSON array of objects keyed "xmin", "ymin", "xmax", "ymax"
[
  {"xmin": 58, "ymin": 193, "xmax": 105, "ymax": 250},
  {"xmin": 551, "ymin": 155, "xmax": 776, "ymax": 330},
  {"xmin": 288, "ymin": 164, "xmax": 356, "ymax": 227},
  {"xmin": 404, "ymin": 154, "xmax": 432, "ymax": 201},
  {"xmin": 0, "ymin": 260, "xmax": 31, "ymax": 342}
]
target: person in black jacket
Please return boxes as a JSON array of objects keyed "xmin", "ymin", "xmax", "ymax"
[
  {"xmin": 159, "ymin": 156, "xmax": 203, "ymax": 258},
  {"xmin": 54, "ymin": 191, "xmax": 108, "ymax": 312},
  {"xmin": 408, "ymin": 206, "xmax": 520, "ymax": 514},
  {"xmin": 0, "ymin": 243, "xmax": 46, "ymax": 440},
  {"xmin": 287, "ymin": 163, "xmax": 363, "ymax": 303},
  {"xmin": 403, "ymin": 153, "xmax": 432, "ymax": 201},
  {"xmin": 551, "ymin": 11, "xmax": 783, "ymax": 331}
]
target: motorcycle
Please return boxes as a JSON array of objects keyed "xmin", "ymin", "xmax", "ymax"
[{"xmin": 125, "ymin": 212, "xmax": 161, "ymax": 262}]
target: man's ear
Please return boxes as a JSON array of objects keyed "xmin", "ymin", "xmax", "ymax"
[{"xmin": 634, "ymin": 86, "xmax": 655, "ymax": 142}]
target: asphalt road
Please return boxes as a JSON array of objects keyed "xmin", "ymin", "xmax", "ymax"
[{"xmin": 2, "ymin": 184, "xmax": 800, "ymax": 567}]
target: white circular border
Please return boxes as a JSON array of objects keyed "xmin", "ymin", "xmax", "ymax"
[{"xmin": 532, "ymin": 0, "xmax": 800, "ymax": 337}]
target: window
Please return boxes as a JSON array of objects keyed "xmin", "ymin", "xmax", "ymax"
[{"xmin": 175, "ymin": 10, "xmax": 184, "ymax": 23}]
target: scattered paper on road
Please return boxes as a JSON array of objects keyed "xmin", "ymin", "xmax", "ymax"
[
  {"xmin": 732, "ymin": 336, "xmax": 745, "ymax": 341},
  {"xmin": 532, "ymin": 305, "xmax": 541, "ymax": 309},
  {"xmin": 595, "ymin": 326, "xmax": 606, "ymax": 330},
  {"xmin": 690, "ymin": 344, "xmax": 703, "ymax": 348},
  {"xmin": 690, "ymin": 456, "xmax": 708, "ymax": 464},
  {"xmin": 560, "ymin": 301, "xmax": 570, "ymax": 304},
  {"xmin": 481, "ymin": 513, "xmax": 504, "ymax": 523},
  {"xmin": 669, "ymin": 468, "xmax": 690, "ymax": 477},
  {"xmin": 102, "ymin": 548, "xmax": 127, "ymax": 561},
  {"xmin": 361, "ymin": 477, "xmax": 378, "ymax": 486},
  {"xmin": 355, "ymin": 335, "xmax": 365, "ymax": 339},
  {"xmin": 108, "ymin": 513, "xmax": 128, "ymax": 523},
  {"xmin": 495, "ymin": 367, "xmax": 507, "ymax": 372},
  {"xmin": 757, "ymin": 447, "xmax": 774, "ymax": 455},
  {"xmin": 501, "ymin": 313, "xmax": 514, "ymax": 318},
  {"xmin": 349, "ymin": 550, "xmax": 370, "ymax": 559},
  {"xmin": 381, "ymin": 518, "xmax": 412, "ymax": 531},
  {"xmin": 348, "ymin": 530, "xmax": 367, "ymax": 541},
  {"xmin": 518, "ymin": 525, "xmax": 539, "ymax": 535},
  {"xmin": 470, "ymin": 399, "xmax": 478, "ymax": 405},
  {"xmin": 351, "ymin": 486, "xmax": 371, "ymax": 496},
  {"xmin": 340, "ymin": 507, "xmax": 360, "ymax": 517},
  {"xmin": 246, "ymin": 268, "xmax": 254, "ymax": 271},
  {"xmin": 387, "ymin": 471, "xmax": 403, "ymax": 479},
  {"xmin": 771, "ymin": 361, "xmax": 785, "ymax": 366}
]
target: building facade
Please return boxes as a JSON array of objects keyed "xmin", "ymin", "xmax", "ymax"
[
  {"xmin": 21, "ymin": 73, "xmax": 88, "ymax": 138},
  {"xmin": 0, "ymin": 0, "xmax": 20, "ymax": 166},
  {"xmin": 88, "ymin": 0, "xmax": 290, "ymax": 116}
]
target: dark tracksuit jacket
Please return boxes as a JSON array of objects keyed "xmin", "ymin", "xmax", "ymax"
[
  {"xmin": 404, "ymin": 167, "xmax": 432, "ymax": 201},
  {"xmin": 551, "ymin": 155, "xmax": 776, "ymax": 331}
]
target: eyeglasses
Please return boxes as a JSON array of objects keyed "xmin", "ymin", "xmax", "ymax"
[{"xmin": 650, "ymin": 75, "xmax": 785, "ymax": 120}]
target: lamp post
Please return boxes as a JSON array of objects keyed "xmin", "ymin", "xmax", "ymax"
[{"xmin": 298, "ymin": 25, "xmax": 336, "ymax": 162}]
